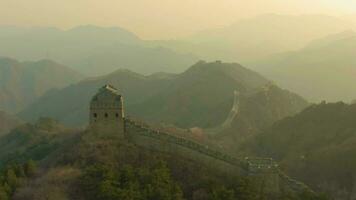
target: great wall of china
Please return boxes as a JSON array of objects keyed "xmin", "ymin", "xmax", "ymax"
[
  {"xmin": 90, "ymin": 84, "xmax": 316, "ymax": 195},
  {"xmin": 125, "ymin": 118, "xmax": 315, "ymax": 195}
]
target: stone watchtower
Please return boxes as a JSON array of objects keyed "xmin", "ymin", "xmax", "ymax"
[{"xmin": 90, "ymin": 85, "xmax": 125, "ymax": 136}]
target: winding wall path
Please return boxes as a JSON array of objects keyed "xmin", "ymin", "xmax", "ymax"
[{"xmin": 125, "ymin": 118, "xmax": 315, "ymax": 194}]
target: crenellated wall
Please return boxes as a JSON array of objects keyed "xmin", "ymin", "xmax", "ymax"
[
  {"xmin": 125, "ymin": 119, "xmax": 245, "ymax": 175},
  {"xmin": 124, "ymin": 118, "xmax": 315, "ymax": 196}
]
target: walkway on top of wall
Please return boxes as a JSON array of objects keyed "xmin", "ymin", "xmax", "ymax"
[{"xmin": 125, "ymin": 118, "xmax": 315, "ymax": 195}]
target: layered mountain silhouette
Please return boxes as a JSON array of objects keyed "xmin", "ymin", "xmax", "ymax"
[
  {"xmin": 19, "ymin": 61, "xmax": 308, "ymax": 132},
  {"xmin": 0, "ymin": 25, "xmax": 198, "ymax": 76},
  {"xmin": 155, "ymin": 14, "xmax": 354, "ymax": 63},
  {"xmin": 253, "ymin": 30, "xmax": 356, "ymax": 102},
  {"xmin": 0, "ymin": 57, "xmax": 82, "ymax": 113}
]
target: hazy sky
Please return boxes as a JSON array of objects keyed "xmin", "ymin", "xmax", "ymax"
[{"xmin": 1, "ymin": 0, "xmax": 356, "ymax": 39}]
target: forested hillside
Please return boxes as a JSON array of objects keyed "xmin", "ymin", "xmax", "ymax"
[
  {"xmin": 247, "ymin": 102, "xmax": 356, "ymax": 199},
  {"xmin": 0, "ymin": 118, "xmax": 327, "ymax": 200},
  {"xmin": 19, "ymin": 61, "xmax": 308, "ymax": 131}
]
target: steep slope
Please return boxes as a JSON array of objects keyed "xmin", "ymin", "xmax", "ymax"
[
  {"xmin": 0, "ymin": 57, "xmax": 83, "ymax": 113},
  {"xmin": 20, "ymin": 61, "xmax": 308, "ymax": 132},
  {"xmin": 0, "ymin": 118, "xmax": 79, "ymax": 168},
  {"xmin": 247, "ymin": 102, "xmax": 356, "ymax": 199},
  {"xmin": 130, "ymin": 61, "xmax": 280, "ymax": 128},
  {"xmin": 155, "ymin": 14, "xmax": 353, "ymax": 62},
  {"xmin": 215, "ymin": 84, "xmax": 308, "ymax": 153},
  {"xmin": 0, "ymin": 118, "xmax": 322, "ymax": 200},
  {"xmin": 252, "ymin": 31, "xmax": 356, "ymax": 102},
  {"xmin": 19, "ymin": 69, "xmax": 172, "ymax": 126},
  {"xmin": 0, "ymin": 25, "xmax": 198, "ymax": 75},
  {"xmin": 0, "ymin": 111, "xmax": 22, "ymax": 137}
]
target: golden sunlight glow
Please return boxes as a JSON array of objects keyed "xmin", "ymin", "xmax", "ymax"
[{"xmin": 0, "ymin": 0, "xmax": 355, "ymax": 39}]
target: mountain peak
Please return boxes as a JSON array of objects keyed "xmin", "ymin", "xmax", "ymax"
[
  {"xmin": 67, "ymin": 25, "xmax": 140, "ymax": 41},
  {"xmin": 184, "ymin": 60, "xmax": 242, "ymax": 74}
]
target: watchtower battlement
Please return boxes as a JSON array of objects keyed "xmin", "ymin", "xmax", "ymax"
[{"xmin": 89, "ymin": 84, "xmax": 125, "ymax": 136}]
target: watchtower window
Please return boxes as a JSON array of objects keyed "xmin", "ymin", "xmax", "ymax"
[
  {"xmin": 116, "ymin": 113, "xmax": 119, "ymax": 118},
  {"xmin": 105, "ymin": 113, "xmax": 108, "ymax": 118},
  {"xmin": 93, "ymin": 113, "xmax": 97, "ymax": 118}
]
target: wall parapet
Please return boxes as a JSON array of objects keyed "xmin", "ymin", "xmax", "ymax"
[{"xmin": 125, "ymin": 118, "xmax": 315, "ymax": 195}]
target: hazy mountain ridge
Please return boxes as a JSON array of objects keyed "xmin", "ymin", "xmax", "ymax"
[
  {"xmin": 0, "ymin": 57, "xmax": 83, "ymax": 113},
  {"xmin": 153, "ymin": 14, "xmax": 355, "ymax": 63},
  {"xmin": 19, "ymin": 68, "xmax": 172, "ymax": 126},
  {"xmin": 247, "ymin": 102, "xmax": 356, "ymax": 199},
  {"xmin": 130, "ymin": 61, "xmax": 276, "ymax": 128},
  {"xmin": 0, "ymin": 25, "xmax": 198, "ymax": 76},
  {"xmin": 304, "ymin": 30, "xmax": 356, "ymax": 49},
  {"xmin": 252, "ymin": 31, "xmax": 356, "ymax": 102},
  {"xmin": 19, "ymin": 61, "xmax": 308, "ymax": 134},
  {"xmin": 214, "ymin": 83, "xmax": 308, "ymax": 154}
]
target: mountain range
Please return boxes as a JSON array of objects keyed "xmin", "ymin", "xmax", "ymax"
[
  {"xmin": 0, "ymin": 57, "xmax": 82, "ymax": 113},
  {"xmin": 19, "ymin": 61, "xmax": 308, "ymax": 135},
  {"xmin": 0, "ymin": 25, "xmax": 198, "ymax": 76},
  {"xmin": 0, "ymin": 14, "xmax": 354, "ymax": 78},
  {"xmin": 154, "ymin": 14, "xmax": 355, "ymax": 63},
  {"xmin": 252, "ymin": 30, "xmax": 356, "ymax": 102}
]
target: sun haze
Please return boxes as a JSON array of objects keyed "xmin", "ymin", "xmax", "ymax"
[{"xmin": 0, "ymin": 0, "xmax": 355, "ymax": 39}]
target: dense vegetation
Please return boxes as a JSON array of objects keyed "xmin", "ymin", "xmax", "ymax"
[
  {"xmin": 0, "ymin": 118, "xmax": 328, "ymax": 199},
  {"xmin": 80, "ymin": 163, "xmax": 184, "ymax": 200},
  {"xmin": 0, "ymin": 160, "xmax": 37, "ymax": 200},
  {"xmin": 248, "ymin": 102, "xmax": 356, "ymax": 199},
  {"xmin": 0, "ymin": 118, "xmax": 80, "ymax": 168}
]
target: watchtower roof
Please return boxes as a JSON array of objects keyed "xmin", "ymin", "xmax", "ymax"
[{"xmin": 99, "ymin": 84, "xmax": 120, "ymax": 95}]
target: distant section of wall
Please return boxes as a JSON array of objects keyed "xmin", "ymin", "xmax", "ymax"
[
  {"xmin": 126, "ymin": 119, "xmax": 245, "ymax": 175},
  {"xmin": 124, "ymin": 118, "xmax": 315, "ymax": 195}
]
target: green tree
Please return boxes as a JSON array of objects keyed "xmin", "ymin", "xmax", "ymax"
[
  {"xmin": 5, "ymin": 168, "xmax": 18, "ymax": 191},
  {"xmin": 0, "ymin": 186, "xmax": 9, "ymax": 200},
  {"xmin": 24, "ymin": 160, "xmax": 37, "ymax": 177},
  {"xmin": 142, "ymin": 162, "xmax": 184, "ymax": 200},
  {"xmin": 209, "ymin": 186, "xmax": 235, "ymax": 200},
  {"xmin": 81, "ymin": 162, "xmax": 184, "ymax": 200}
]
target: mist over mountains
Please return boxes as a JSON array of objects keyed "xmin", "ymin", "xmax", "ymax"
[
  {"xmin": 253, "ymin": 30, "xmax": 356, "ymax": 102},
  {"xmin": 19, "ymin": 61, "xmax": 308, "ymax": 131},
  {"xmin": 154, "ymin": 14, "xmax": 355, "ymax": 63},
  {"xmin": 0, "ymin": 11, "xmax": 356, "ymax": 199},
  {"xmin": 0, "ymin": 57, "xmax": 82, "ymax": 113},
  {"xmin": 0, "ymin": 14, "xmax": 355, "ymax": 103},
  {"xmin": 152, "ymin": 14, "xmax": 356, "ymax": 102},
  {"xmin": 0, "ymin": 25, "xmax": 198, "ymax": 76}
]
